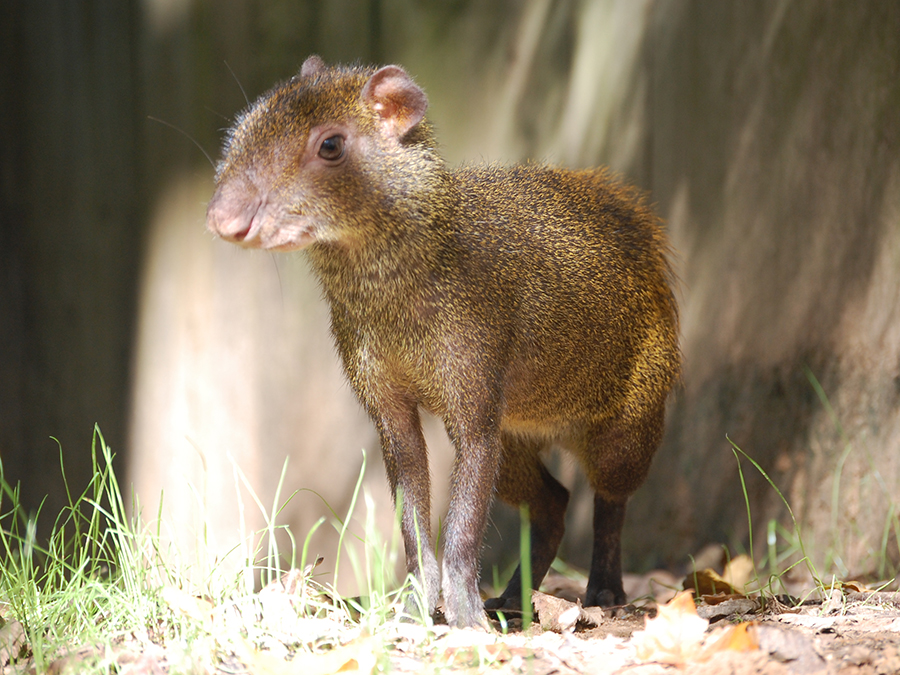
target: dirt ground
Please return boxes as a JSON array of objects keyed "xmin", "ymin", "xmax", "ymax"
[
  {"xmin": 6, "ymin": 570, "xmax": 900, "ymax": 674},
  {"xmin": 495, "ymin": 595, "xmax": 900, "ymax": 675},
  {"xmin": 383, "ymin": 570, "xmax": 900, "ymax": 675},
  {"xmin": 396, "ymin": 579, "xmax": 900, "ymax": 675}
]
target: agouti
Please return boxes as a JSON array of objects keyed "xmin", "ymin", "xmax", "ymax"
[{"xmin": 207, "ymin": 56, "xmax": 680, "ymax": 629}]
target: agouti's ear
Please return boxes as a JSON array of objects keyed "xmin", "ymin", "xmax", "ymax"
[
  {"xmin": 361, "ymin": 66, "xmax": 428, "ymax": 140},
  {"xmin": 300, "ymin": 55, "xmax": 326, "ymax": 78}
]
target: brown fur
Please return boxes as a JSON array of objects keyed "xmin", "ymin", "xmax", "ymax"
[{"xmin": 206, "ymin": 56, "xmax": 680, "ymax": 628}]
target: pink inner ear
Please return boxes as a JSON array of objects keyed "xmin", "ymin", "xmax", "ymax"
[{"xmin": 362, "ymin": 66, "xmax": 428, "ymax": 138}]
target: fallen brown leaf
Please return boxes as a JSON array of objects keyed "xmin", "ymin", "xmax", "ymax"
[
  {"xmin": 236, "ymin": 635, "xmax": 376, "ymax": 675},
  {"xmin": 634, "ymin": 592, "xmax": 763, "ymax": 666},
  {"xmin": 0, "ymin": 619, "xmax": 27, "ymax": 666},
  {"xmin": 632, "ymin": 590, "xmax": 709, "ymax": 664},
  {"xmin": 724, "ymin": 622, "xmax": 758, "ymax": 651},
  {"xmin": 161, "ymin": 587, "xmax": 214, "ymax": 628},
  {"xmin": 683, "ymin": 568, "xmax": 741, "ymax": 596},
  {"xmin": 700, "ymin": 592, "xmax": 744, "ymax": 605},
  {"xmin": 722, "ymin": 554, "xmax": 755, "ymax": 589},
  {"xmin": 534, "ymin": 592, "xmax": 580, "ymax": 632},
  {"xmin": 441, "ymin": 642, "xmax": 516, "ymax": 668},
  {"xmin": 837, "ymin": 579, "xmax": 869, "ymax": 593},
  {"xmin": 698, "ymin": 621, "xmax": 759, "ymax": 659},
  {"xmin": 533, "ymin": 591, "xmax": 606, "ymax": 632},
  {"xmin": 696, "ymin": 595, "xmax": 761, "ymax": 622}
]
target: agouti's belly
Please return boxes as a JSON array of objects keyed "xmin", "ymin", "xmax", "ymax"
[{"xmin": 498, "ymin": 353, "xmax": 629, "ymax": 432}]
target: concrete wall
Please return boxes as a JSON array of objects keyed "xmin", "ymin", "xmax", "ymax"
[{"xmin": 630, "ymin": 1, "xmax": 900, "ymax": 578}]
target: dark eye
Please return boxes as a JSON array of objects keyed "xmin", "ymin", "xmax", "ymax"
[{"xmin": 318, "ymin": 135, "xmax": 344, "ymax": 161}]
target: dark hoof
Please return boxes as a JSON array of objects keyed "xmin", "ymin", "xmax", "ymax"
[
  {"xmin": 584, "ymin": 588, "xmax": 626, "ymax": 608},
  {"xmin": 484, "ymin": 596, "xmax": 519, "ymax": 611}
]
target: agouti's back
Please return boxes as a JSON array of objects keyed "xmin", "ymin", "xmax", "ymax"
[
  {"xmin": 448, "ymin": 164, "xmax": 678, "ymax": 431},
  {"xmin": 207, "ymin": 56, "xmax": 679, "ymax": 628}
]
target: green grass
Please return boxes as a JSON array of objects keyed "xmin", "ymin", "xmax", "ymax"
[
  {"xmin": 726, "ymin": 428, "xmax": 900, "ymax": 599},
  {"xmin": 803, "ymin": 367, "xmax": 900, "ymax": 583},
  {"xmin": 696, "ymin": 368, "xmax": 900, "ymax": 600},
  {"xmin": 4, "ymin": 402, "xmax": 896, "ymax": 672},
  {"xmin": 0, "ymin": 426, "xmax": 433, "ymax": 674},
  {"xmin": 0, "ymin": 427, "xmax": 163, "ymax": 670},
  {"xmin": 729, "ymin": 436, "xmax": 823, "ymax": 601}
]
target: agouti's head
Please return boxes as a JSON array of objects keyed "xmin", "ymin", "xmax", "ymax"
[{"xmin": 207, "ymin": 56, "xmax": 440, "ymax": 251}]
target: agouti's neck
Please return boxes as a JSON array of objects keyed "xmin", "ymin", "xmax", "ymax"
[{"xmin": 306, "ymin": 172, "xmax": 457, "ymax": 312}]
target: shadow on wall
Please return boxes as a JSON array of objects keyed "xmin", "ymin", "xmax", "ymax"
[{"xmin": 623, "ymin": 2, "xmax": 900, "ymax": 576}]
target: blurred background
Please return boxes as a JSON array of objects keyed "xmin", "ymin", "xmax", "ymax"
[{"xmin": 2, "ymin": 1, "xmax": 899, "ymax": 593}]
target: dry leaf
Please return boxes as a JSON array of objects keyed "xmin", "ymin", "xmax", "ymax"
[
  {"xmin": 634, "ymin": 593, "xmax": 762, "ymax": 665},
  {"xmin": 442, "ymin": 642, "xmax": 514, "ymax": 668},
  {"xmin": 632, "ymin": 590, "xmax": 709, "ymax": 664},
  {"xmin": 838, "ymin": 580, "xmax": 868, "ymax": 593},
  {"xmin": 533, "ymin": 592, "xmax": 580, "ymax": 632},
  {"xmin": 237, "ymin": 636, "xmax": 376, "ymax": 675},
  {"xmin": 698, "ymin": 621, "xmax": 759, "ymax": 659},
  {"xmin": 723, "ymin": 622, "xmax": 758, "ymax": 651},
  {"xmin": 438, "ymin": 628, "xmax": 513, "ymax": 667},
  {"xmin": 696, "ymin": 595, "xmax": 761, "ymax": 622},
  {"xmin": 0, "ymin": 619, "xmax": 27, "ymax": 666},
  {"xmin": 533, "ymin": 591, "xmax": 607, "ymax": 632},
  {"xmin": 162, "ymin": 587, "xmax": 214, "ymax": 628},
  {"xmin": 700, "ymin": 592, "xmax": 744, "ymax": 605},
  {"xmin": 722, "ymin": 554, "xmax": 755, "ymax": 589},
  {"xmin": 578, "ymin": 606, "xmax": 608, "ymax": 627},
  {"xmin": 683, "ymin": 568, "xmax": 741, "ymax": 596}
]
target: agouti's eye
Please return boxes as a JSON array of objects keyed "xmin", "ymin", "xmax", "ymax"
[{"xmin": 318, "ymin": 135, "xmax": 345, "ymax": 161}]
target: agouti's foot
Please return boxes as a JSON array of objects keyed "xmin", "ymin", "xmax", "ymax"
[
  {"xmin": 483, "ymin": 595, "xmax": 527, "ymax": 615},
  {"xmin": 442, "ymin": 585, "xmax": 492, "ymax": 629},
  {"xmin": 584, "ymin": 586, "xmax": 626, "ymax": 608}
]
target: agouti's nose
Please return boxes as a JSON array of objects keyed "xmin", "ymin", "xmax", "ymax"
[{"xmin": 206, "ymin": 185, "xmax": 259, "ymax": 244}]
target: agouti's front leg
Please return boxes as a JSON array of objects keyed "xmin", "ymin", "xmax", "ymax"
[
  {"xmin": 440, "ymin": 424, "xmax": 502, "ymax": 628},
  {"xmin": 376, "ymin": 408, "xmax": 440, "ymax": 619}
]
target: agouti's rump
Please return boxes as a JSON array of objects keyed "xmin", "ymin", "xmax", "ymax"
[{"xmin": 207, "ymin": 55, "xmax": 679, "ymax": 629}]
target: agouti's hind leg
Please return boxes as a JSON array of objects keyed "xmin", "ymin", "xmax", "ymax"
[
  {"xmin": 484, "ymin": 435, "xmax": 569, "ymax": 612},
  {"xmin": 581, "ymin": 409, "xmax": 665, "ymax": 607},
  {"xmin": 585, "ymin": 495, "xmax": 627, "ymax": 606}
]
